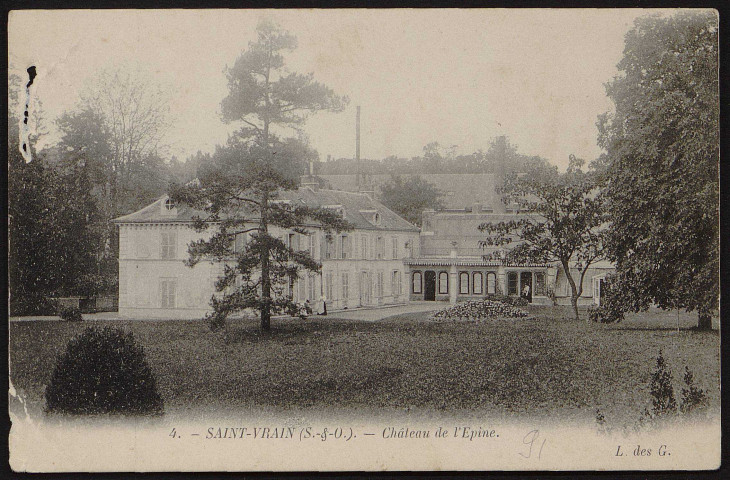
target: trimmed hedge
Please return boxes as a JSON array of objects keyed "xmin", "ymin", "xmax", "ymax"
[
  {"xmin": 45, "ymin": 326, "xmax": 163, "ymax": 416},
  {"xmin": 59, "ymin": 306, "xmax": 83, "ymax": 322}
]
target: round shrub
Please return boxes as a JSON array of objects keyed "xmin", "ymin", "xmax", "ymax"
[
  {"xmin": 45, "ymin": 326, "xmax": 164, "ymax": 416},
  {"xmin": 59, "ymin": 305, "xmax": 83, "ymax": 322},
  {"xmin": 588, "ymin": 304, "xmax": 625, "ymax": 323}
]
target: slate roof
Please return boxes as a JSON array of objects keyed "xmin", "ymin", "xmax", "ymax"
[
  {"xmin": 317, "ymin": 173, "xmax": 503, "ymax": 211},
  {"xmin": 112, "ymin": 187, "xmax": 419, "ymax": 232}
]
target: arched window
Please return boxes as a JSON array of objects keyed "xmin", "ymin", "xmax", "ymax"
[
  {"xmin": 508, "ymin": 272, "xmax": 518, "ymax": 295},
  {"xmin": 412, "ymin": 272, "xmax": 422, "ymax": 294},
  {"xmin": 459, "ymin": 272, "xmax": 469, "ymax": 295},
  {"xmin": 487, "ymin": 272, "xmax": 497, "ymax": 294},
  {"xmin": 473, "ymin": 272, "xmax": 483, "ymax": 294},
  {"xmin": 438, "ymin": 272, "xmax": 449, "ymax": 294},
  {"xmin": 164, "ymin": 198, "xmax": 176, "ymax": 211}
]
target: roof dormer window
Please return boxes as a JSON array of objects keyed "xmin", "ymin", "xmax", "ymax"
[
  {"xmin": 360, "ymin": 209, "xmax": 381, "ymax": 226},
  {"xmin": 161, "ymin": 197, "xmax": 177, "ymax": 216}
]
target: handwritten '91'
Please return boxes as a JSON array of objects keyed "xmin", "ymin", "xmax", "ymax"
[{"xmin": 519, "ymin": 430, "xmax": 546, "ymax": 459}]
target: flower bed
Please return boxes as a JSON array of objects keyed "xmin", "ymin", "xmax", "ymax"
[{"xmin": 431, "ymin": 299, "xmax": 529, "ymax": 320}]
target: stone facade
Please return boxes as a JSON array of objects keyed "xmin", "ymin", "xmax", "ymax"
[{"xmin": 113, "ymin": 188, "xmax": 420, "ymax": 319}]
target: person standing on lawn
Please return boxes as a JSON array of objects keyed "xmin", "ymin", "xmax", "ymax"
[{"xmin": 318, "ymin": 294, "xmax": 327, "ymax": 316}]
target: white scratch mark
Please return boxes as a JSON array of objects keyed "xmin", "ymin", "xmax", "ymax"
[{"xmin": 19, "ymin": 66, "xmax": 37, "ymax": 163}]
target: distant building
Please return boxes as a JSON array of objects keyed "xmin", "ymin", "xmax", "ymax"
[{"xmin": 112, "ymin": 186, "xmax": 420, "ymax": 319}]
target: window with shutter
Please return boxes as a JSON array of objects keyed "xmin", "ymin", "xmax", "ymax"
[
  {"xmin": 160, "ymin": 231, "xmax": 177, "ymax": 259},
  {"xmin": 342, "ymin": 273, "xmax": 349, "ymax": 305},
  {"xmin": 160, "ymin": 278, "xmax": 177, "ymax": 308},
  {"xmin": 412, "ymin": 272, "xmax": 422, "ymax": 294}
]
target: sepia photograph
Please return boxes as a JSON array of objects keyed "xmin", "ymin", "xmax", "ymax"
[{"xmin": 7, "ymin": 8, "xmax": 720, "ymax": 472}]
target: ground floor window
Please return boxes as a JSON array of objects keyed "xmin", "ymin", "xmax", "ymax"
[
  {"xmin": 412, "ymin": 271, "xmax": 422, "ymax": 294},
  {"xmin": 459, "ymin": 272, "xmax": 469, "ymax": 294},
  {"xmin": 160, "ymin": 278, "xmax": 176, "ymax": 308},
  {"xmin": 487, "ymin": 272, "xmax": 496, "ymax": 294},
  {"xmin": 508, "ymin": 272, "xmax": 518, "ymax": 295},
  {"xmin": 534, "ymin": 272, "xmax": 546, "ymax": 296},
  {"xmin": 325, "ymin": 271, "xmax": 334, "ymax": 300},
  {"xmin": 297, "ymin": 276, "xmax": 306, "ymax": 301},
  {"xmin": 391, "ymin": 270, "xmax": 401, "ymax": 296},
  {"xmin": 376, "ymin": 271, "xmax": 384, "ymax": 297},
  {"xmin": 473, "ymin": 272, "xmax": 483, "ymax": 294},
  {"xmin": 308, "ymin": 275, "xmax": 316, "ymax": 301},
  {"xmin": 342, "ymin": 273, "xmax": 349, "ymax": 303},
  {"xmin": 438, "ymin": 271, "xmax": 449, "ymax": 294}
]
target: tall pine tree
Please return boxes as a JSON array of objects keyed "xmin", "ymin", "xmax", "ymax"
[{"xmin": 170, "ymin": 19, "xmax": 349, "ymax": 331}]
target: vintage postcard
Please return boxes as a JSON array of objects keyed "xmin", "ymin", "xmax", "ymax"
[{"xmin": 8, "ymin": 8, "xmax": 720, "ymax": 472}]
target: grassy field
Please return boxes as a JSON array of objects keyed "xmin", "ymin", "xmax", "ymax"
[{"xmin": 9, "ymin": 306, "xmax": 719, "ymax": 425}]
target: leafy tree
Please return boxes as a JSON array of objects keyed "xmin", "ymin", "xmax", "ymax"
[
  {"xmin": 57, "ymin": 67, "xmax": 172, "ymax": 216},
  {"xmin": 479, "ymin": 155, "xmax": 607, "ymax": 321},
  {"xmin": 379, "ymin": 175, "xmax": 444, "ymax": 227},
  {"xmin": 8, "ymin": 74, "xmax": 107, "ymax": 313},
  {"xmin": 596, "ymin": 11, "xmax": 719, "ymax": 330},
  {"xmin": 171, "ymin": 19, "xmax": 349, "ymax": 332}
]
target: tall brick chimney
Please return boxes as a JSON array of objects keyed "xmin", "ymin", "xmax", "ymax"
[{"xmin": 355, "ymin": 106, "xmax": 361, "ymax": 191}]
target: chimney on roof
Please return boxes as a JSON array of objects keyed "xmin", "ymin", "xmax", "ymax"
[
  {"xmin": 300, "ymin": 157, "xmax": 319, "ymax": 191},
  {"xmin": 355, "ymin": 106, "xmax": 361, "ymax": 191}
]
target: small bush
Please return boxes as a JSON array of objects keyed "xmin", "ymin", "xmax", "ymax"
[
  {"xmin": 680, "ymin": 367, "xmax": 708, "ymax": 414},
  {"xmin": 204, "ymin": 310, "xmax": 227, "ymax": 332},
  {"xmin": 595, "ymin": 408, "xmax": 611, "ymax": 435},
  {"xmin": 59, "ymin": 306, "xmax": 83, "ymax": 322},
  {"xmin": 648, "ymin": 349, "xmax": 677, "ymax": 417},
  {"xmin": 588, "ymin": 304, "xmax": 624, "ymax": 323},
  {"xmin": 45, "ymin": 326, "xmax": 163, "ymax": 416}
]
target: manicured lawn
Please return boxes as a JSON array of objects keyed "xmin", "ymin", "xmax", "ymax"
[{"xmin": 9, "ymin": 306, "xmax": 719, "ymax": 425}]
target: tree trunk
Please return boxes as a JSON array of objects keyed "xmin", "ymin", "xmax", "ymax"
[
  {"xmin": 561, "ymin": 260, "xmax": 581, "ymax": 322},
  {"xmin": 697, "ymin": 312, "xmax": 712, "ymax": 331},
  {"xmin": 259, "ymin": 190, "xmax": 271, "ymax": 332},
  {"xmin": 571, "ymin": 295, "xmax": 580, "ymax": 322}
]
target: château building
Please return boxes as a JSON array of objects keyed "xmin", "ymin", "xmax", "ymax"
[{"xmin": 112, "ymin": 186, "xmax": 420, "ymax": 319}]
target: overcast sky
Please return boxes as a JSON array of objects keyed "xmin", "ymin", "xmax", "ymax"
[{"xmin": 9, "ymin": 9, "xmax": 677, "ymax": 170}]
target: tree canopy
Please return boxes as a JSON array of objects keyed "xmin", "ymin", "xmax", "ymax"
[
  {"xmin": 480, "ymin": 156, "xmax": 607, "ymax": 321},
  {"xmin": 596, "ymin": 11, "xmax": 719, "ymax": 329},
  {"xmin": 379, "ymin": 175, "xmax": 444, "ymax": 227}
]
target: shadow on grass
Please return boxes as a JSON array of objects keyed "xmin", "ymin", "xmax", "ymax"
[
  {"xmin": 611, "ymin": 326, "xmax": 718, "ymax": 333},
  {"xmin": 220, "ymin": 318, "xmax": 371, "ymax": 345}
]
